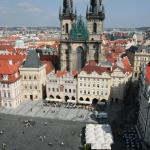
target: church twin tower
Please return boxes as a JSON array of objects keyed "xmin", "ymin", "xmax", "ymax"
[{"xmin": 59, "ymin": 0, "xmax": 105, "ymax": 71}]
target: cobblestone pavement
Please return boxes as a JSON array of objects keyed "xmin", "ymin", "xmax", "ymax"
[
  {"xmin": 0, "ymin": 114, "xmax": 85, "ymax": 150},
  {"xmin": 0, "ymin": 101, "xmax": 97, "ymax": 123}
]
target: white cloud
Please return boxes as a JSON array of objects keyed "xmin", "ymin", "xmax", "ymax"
[
  {"xmin": 18, "ymin": 2, "xmax": 42, "ymax": 12},
  {"xmin": 0, "ymin": 6, "xmax": 13, "ymax": 15}
]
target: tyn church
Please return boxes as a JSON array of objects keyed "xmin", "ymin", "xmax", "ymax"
[{"xmin": 59, "ymin": 0, "xmax": 105, "ymax": 71}]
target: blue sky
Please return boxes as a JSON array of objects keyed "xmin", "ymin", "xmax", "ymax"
[{"xmin": 0, "ymin": 0, "xmax": 149, "ymax": 28}]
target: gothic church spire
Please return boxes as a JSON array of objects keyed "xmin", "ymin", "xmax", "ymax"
[{"xmin": 59, "ymin": 0, "xmax": 76, "ymax": 20}]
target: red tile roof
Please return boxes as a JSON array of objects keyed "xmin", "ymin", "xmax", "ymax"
[
  {"xmin": 0, "ymin": 54, "xmax": 26, "ymax": 65},
  {"xmin": 122, "ymin": 57, "xmax": 132, "ymax": 73},
  {"xmin": 56, "ymin": 70, "xmax": 67, "ymax": 77},
  {"xmin": 82, "ymin": 63, "xmax": 111, "ymax": 75},
  {"xmin": 0, "ymin": 45, "xmax": 14, "ymax": 51},
  {"xmin": 41, "ymin": 61, "xmax": 54, "ymax": 74},
  {"xmin": 146, "ymin": 63, "xmax": 150, "ymax": 84},
  {"xmin": 0, "ymin": 60, "xmax": 21, "ymax": 83}
]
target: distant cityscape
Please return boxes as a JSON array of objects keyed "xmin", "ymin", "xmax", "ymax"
[{"xmin": 0, "ymin": 0, "xmax": 150, "ymax": 150}]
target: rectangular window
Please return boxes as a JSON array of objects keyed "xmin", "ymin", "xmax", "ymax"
[
  {"xmin": 8, "ymin": 93, "xmax": 10, "ymax": 98},
  {"xmin": 4, "ymin": 92, "xmax": 6, "ymax": 97}
]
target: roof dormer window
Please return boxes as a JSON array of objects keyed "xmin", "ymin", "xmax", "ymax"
[{"xmin": 3, "ymin": 75, "xmax": 8, "ymax": 81}]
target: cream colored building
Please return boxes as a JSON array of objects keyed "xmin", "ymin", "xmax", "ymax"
[
  {"xmin": 137, "ymin": 63, "xmax": 150, "ymax": 145},
  {"xmin": 20, "ymin": 50, "xmax": 46, "ymax": 101},
  {"xmin": 111, "ymin": 67, "xmax": 132, "ymax": 102},
  {"xmin": 46, "ymin": 71, "xmax": 77, "ymax": 103},
  {"xmin": 133, "ymin": 46, "xmax": 150, "ymax": 81},
  {"xmin": 78, "ymin": 69, "xmax": 112, "ymax": 105},
  {"xmin": 0, "ymin": 60, "xmax": 22, "ymax": 108}
]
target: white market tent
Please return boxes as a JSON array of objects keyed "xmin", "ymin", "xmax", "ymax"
[{"xmin": 85, "ymin": 124, "xmax": 114, "ymax": 150}]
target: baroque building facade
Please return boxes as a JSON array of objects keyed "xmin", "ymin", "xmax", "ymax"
[{"xmin": 59, "ymin": 0, "xmax": 105, "ymax": 72}]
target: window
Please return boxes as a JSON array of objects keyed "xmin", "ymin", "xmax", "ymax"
[
  {"xmin": 80, "ymin": 83, "xmax": 82, "ymax": 86},
  {"xmin": 57, "ymin": 88, "xmax": 59, "ymax": 92},
  {"xmin": 65, "ymin": 89, "xmax": 67, "ymax": 93},
  {"xmin": 48, "ymin": 88, "xmax": 50, "ymax": 91},
  {"xmin": 93, "ymin": 23, "xmax": 97, "ymax": 33},
  {"xmin": 69, "ymin": 89, "xmax": 71, "ymax": 93},
  {"xmin": 4, "ymin": 92, "xmax": 6, "ymax": 97},
  {"xmin": 3, "ymin": 75, "xmax": 8, "ymax": 81},
  {"xmin": 73, "ymin": 89, "xmax": 76, "ymax": 93},
  {"xmin": 25, "ymin": 95, "xmax": 27, "ymax": 98},
  {"xmin": 34, "ymin": 76, "xmax": 37, "ymax": 80},
  {"xmin": 24, "ymin": 76, "xmax": 26, "ymax": 80},
  {"xmin": 29, "ymin": 76, "xmax": 32, "ymax": 80},
  {"xmin": 53, "ymin": 88, "xmax": 55, "ymax": 92},
  {"xmin": 30, "ymin": 86, "xmax": 32, "ymax": 89},
  {"xmin": 35, "ymin": 86, "xmax": 37, "ymax": 89},
  {"xmin": 8, "ymin": 93, "xmax": 10, "ymax": 98},
  {"xmin": 65, "ymin": 23, "xmax": 69, "ymax": 34}
]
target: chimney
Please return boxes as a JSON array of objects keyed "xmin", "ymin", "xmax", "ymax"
[{"xmin": 9, "ymin": 60, "xmax": 13, "ymax": 65}]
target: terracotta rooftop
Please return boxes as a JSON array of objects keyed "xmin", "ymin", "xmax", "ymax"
[
  {"xmin": 0, "ymin": 60, "xmax": 21, "ymax": 83},
  {"xmin": 146, "ymin": 63, "xmax": 150, "ymax": 84},
  {"xmin": 82, "ymin": 62, "xmax": 112, "ymax": 75},
  {"xmin": 0, "ymin": 54, "xmax": 26, "ymax": 65},
  {"xmin": 41, "ymin": 61, "xmax": 54, "ymax": 74}
]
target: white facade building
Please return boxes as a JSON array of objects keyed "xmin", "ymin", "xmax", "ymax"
[
  {"xmin": 0, "ymin": 60, "xmax": 22, "ymax": 108},
  {"xmin": 46, "ymin": 71, "xmax": 77, "ymax": 103}
]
